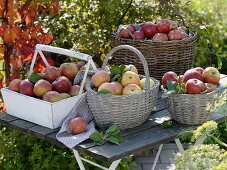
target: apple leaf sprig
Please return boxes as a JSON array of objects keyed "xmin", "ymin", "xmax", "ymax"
[
  {"xmin": 89, "ymin": 125, "xmax": 125, "ymax": 145},
  {"xmin": 162, "ymin": 77, "xmax": 186, "ymax": 98},
  {"xmin": 109, "ymin": 64, "xmax": 126, "ymax": 82}
]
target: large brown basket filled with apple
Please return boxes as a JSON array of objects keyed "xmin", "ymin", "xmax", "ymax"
[
  {"xmin": 86, "ymin": 45, "xmax": 160, "ymax": 130},
  {"xmin": 111, "ymin": 19, "xmax": 197, "ymax": 81},
  {"xmin": 161, "ymin": 67, "xmax": 225, "ymax": 125}
]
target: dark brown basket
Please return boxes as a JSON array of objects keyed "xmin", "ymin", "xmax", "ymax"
[{"xmin": 111, "ymin": 31, "xmax": 197, "ymax": 81}]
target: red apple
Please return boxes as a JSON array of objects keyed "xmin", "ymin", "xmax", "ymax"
[
  {"xmin": 182, "ymin": 69, "xmax": 204, "ymax": 84},
  {"xmin": 161, "ymin": 71, "xmax": 178, "ymax": 88},
  {"xmin": 42, "ymin": 91, "xmax": 62, "ymax": 103},
  {"xmin": 110, "ymin": 82, "xmax": 123, "ymax": 95},
  {"xmin": 152, "ymin": 33, "xmax": 168, "ymax": 41},
  {"xmin": 181, "ymin": 32, "xmax": 189, "ymax": 39},
  {"xmin": 170, "ymin": 21, "xmax": 178, "ymax": 30},
  {"xmin": 168, "ymin": 30, "xmax": 182, "ymax": 40},
  {"xmin": 202, "ymin": 67, "xmax": 220, "ymax": 84},
  {"xmin": 186, "ymin": 79, "xmax": 205, "ymax": 94},
  {"xmin": 33, "ymin": 79, "xmax": 53, "ymax": 97},
  {"xmin": 8, "ymin": 79, "xmax": 22, "ymax": 92},
  {"xmin": 141, "ymin": 22, "xmax": 158, "ymax": 38},
  {"xmin": 91, "ymin": 70, "xmax": 110, "ymax": 88},
  {"xmin": 69, "ymin": 117, "xmax": 87, "ymax": 134},
  {"xmin": 20, "ymin": 79, "xmax": 34, "ymax": 96},
  {"xmin": 133, "ymin": 30, "xmax": 145, "ymax": 40},
  {"xmin": 205, "ymin": 83, "xmax": 218, "ymax": 93},
  {"xmin": 156, "ymin": 19, "xmax": 172, "ymax": 33},
  {"xmin": 75, "ymin": 61, "xmax": 85, "ymax": 70},
  {"xmin": 177, "ymin": 26, "xmax": 187, "ymax": 33},
  {"xmin": 194, "ymin": 67, "xmax": 204, "ymax": 75},
  {"xmin": 41, "ymin": 66, "xmax": 61, "ymax": 82},
  {"xmin": 52, "ymin": 76, "xmax": 72, "ymax": 93},
  {"xmin": 60, "ymin": 63, "xmax": 78, "ymax": 81},
  {"xmin": 69, "ymin": 85, "xmax": 84, "ymax": 96},
  {"xmin": 119, "ymin": 25, "xmax": 134, "ymax": 39}
]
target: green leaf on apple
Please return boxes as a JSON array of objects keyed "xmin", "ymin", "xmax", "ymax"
[
  {"xmin": 28, "ymin": 72, "xmax": 42, "ymax": 83},
  {"xmin": 162, "ymin": 90, "xmax": 175, "ymax": 98},
  {"xmin": 166, "ymin": 80, "xmax": 178, "ymax": 90},
  {"xmin": 109, "ymin": 64, "xmax": 126, "ymax": 82},
  {"xmin": 97, "ymin": 90, "xmax": 111, "ymax": 95}
]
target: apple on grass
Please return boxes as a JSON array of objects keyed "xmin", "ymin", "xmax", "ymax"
[
  {"xmin": 33, "ymin": 79, "xmax": 52, "ymax": 97},
  {"xmin": 162, "ymin": 71, "xmax": 178, "ymax": 88},
  {"xmin": 122, "ymin": 84, "xmax": 142, "ymax": 95},
  {"xmin": 8, "ymin": 79, "xmax": 22, "ymax": 92},
  {"xmin": 91, "ymin": 70, "xmax": 110, "ymax": 88},
  {"xmin": 69, "ymin": 117, "xmax": 87, "ymax": 134},
  {"xmin": 182, "ymin": 69, "xmax": 204, "ymax": 84},
  {"xmin": 121, "ymin": 71, "xmax": 140, "ymax": 87},
  {"xmin": 60, "ymin": 63, "xmax": 78, "ymax": 81},
  {"xmin": 41, "ymin": 66, "xmax": 61, "ymax": 82},
  {"xmin": 98, "ymin": 82, "xmax": 116, "ymax": 95},
  {"xmin": 202, "ymin": 67, "xmax": 220, "ymax": 84},
  {"xmin": 186, "ymin": 79, "xmax": 205, "ymax": 94},
  {"xmin": 20, "ymin": 79, "xmax": 34, "ymax": 96},
  {"xmin": 140, "ymin": 78, "xmax": 155, "ymax": 90}
]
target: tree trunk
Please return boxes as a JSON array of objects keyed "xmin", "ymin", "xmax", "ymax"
[{"xmin": 4, "ymin": 45, "xmax": 11, "ymax": 86}]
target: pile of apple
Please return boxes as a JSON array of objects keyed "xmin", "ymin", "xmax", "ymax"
[
  {"xmin": 118, "ymin": 19, "xmax": 189, "ymax": 41},
  {"xmin": 162, "ymin": 67, "xmax": 221, "ymax": 94},
  {"xmin": 91, "ymin": 65, "xmax": 155, "ymax": 95},
  {"xmin": 7, "ymin": 61, "xmax": 98, "ymax": 103}
]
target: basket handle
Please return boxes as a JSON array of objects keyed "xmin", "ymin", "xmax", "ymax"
[
  {"xmin": 102, "ymin": 45, "xmax": 151, "ymax": 90},
  {"xmin": 29, "ymin": 44, "xmax": 97, "ymax": 96}
]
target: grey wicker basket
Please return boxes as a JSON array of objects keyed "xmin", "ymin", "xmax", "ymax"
[
  {"xmin": 86, "ymin": 45, "xmax": 160, "ymax": 130},
  {"xmin": 164, "ymin": 85, "xmax": 226, "ymax": 125}
]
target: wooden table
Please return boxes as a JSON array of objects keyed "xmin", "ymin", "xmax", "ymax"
[{"xmin": 0, "ymin": 75, "xmax": 227, "ymax": 170}]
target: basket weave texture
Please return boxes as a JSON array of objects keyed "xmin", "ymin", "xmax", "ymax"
[
  {"xmin": 164, "ymin": 86, "xmax": 225, "ymax": 125},
  {"xmin": 86, "ymin": 45, "xmax": 160, "ymax": 130},
  {"xmin": 111, "ymin": 32, "xmax": 197, "ymax": 81}
]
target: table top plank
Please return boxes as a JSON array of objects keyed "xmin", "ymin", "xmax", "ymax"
[{"xmin": 0, "ymin": 114, "xmax": 19, "ymax": 126}]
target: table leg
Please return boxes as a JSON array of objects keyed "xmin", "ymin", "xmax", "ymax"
[
  {"xmin": 194, "ymin": 136, "xmax": 206, "ymax": 146},
  {"xmin": 174, "ymin": 138, "xmax": 184, "ymax": 153},
  {"xmin": 72, "ymin": 149, "xmax": 121, "ymax": 170},
  {"xmin": 151, "ymin": 144, "xmax": 163, "ymax": 170}
]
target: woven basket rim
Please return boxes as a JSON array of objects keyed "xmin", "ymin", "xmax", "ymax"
[
  {"xmin": 86, "ymin": 77, "xmax": 160, "ymax": 98},
  {"xmin": 112, "ymin": 31, "xmax": 197, "ymax": 44}
]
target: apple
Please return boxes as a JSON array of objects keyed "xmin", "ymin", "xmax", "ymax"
[
  {"xmin": 110, "ymin": 82, "xmax": 123, "ymax": 95},
  {"xmin": 182, "ymin": 69, "xmax": 204, "ymax": 84},
  {"xmin": 194, "ymin": 67, "xmax": 204, "ymax": 75},
  {"xmin": 186, "ymin": 79, "xmax": 205, "ymax": 94},
  {"xmin": 79, "ymin": 62, "xmax": 100, "ymax": 71},
  {"xmin": 20, "ymin": 79, "xmax": 34, "ymax": 96},
  {"xmin": 121, "ymin": 71, "xmax": 140, "ymax": 87},
  {"xmin": 60, "ymin": 63, "xmax": 78, "ymax": 81},
  {"xmin": 75, "ymin": 61, "xmax": 85, "ymax": 70},
  {"xmin": 41, "ymin": 66, "xmax": 61, "ymax": 82},
  {"xmin": 33, "ymin": 79, "xmax": 52, "ymax": 97},
  {"xmin": 202, "ymin": 67, "xmax": 220, "ymax": 84},
  {"xmin": 69, "ymin": 117, "xmax": 87, "ymax": 134},
  {"xmin": 181, "ymin": 32, "xmax": 189, "ymax": 39},
  {"xmin": 157, "ymin": 19, "xmax": 176, "ymax": 33},
  {"xmin": 8, "ymin": 79, "xmax": 22, "ymax": 92},
  {"xmin": 177, "ymin": 26, "xmax": 187, "ymax": 33},
  {"xmin": 93, "ymin": 88, "xmax": 98, "ymax": 92},
  {"xmin": 129, "ymin": 24, "xmax": 140, "ymax": 31},
  {"xmin": 205, "ymin": 83, "xmax": 218, "ymax": 93},
  {"xmin": 42, "ymin": 91, "xmax": 62, "ymax": 103},
  {"xmin": 133, "ymin": 30, "xmax": 145, "ymax": 40},
  {"xmin": 140, "ymin": 78, "xmax": 155, "ymax": 90},
  {"xmin": 122, "ymin": 84, "xmax": 142, "ymax": 95},
  {"xmin": 124, "ymin": 64, "xmax": 138, "ymax": 74},
  {"xmin": 152, "ymin": 33, "xmax": 168, "ymax": 41},
  {"xmin": 161, "ymin": 71, "xmax": 178, "ymax": 88},
  {"xmin": 168, "ymin": 30, "xmax": 182, "ymax": 40},
  {"xmin": 141, "ymin": 22, "xmax": 158, "ymax": 38},
  {"xmin": 59, "ymin": 93, "xmax": 71, "ymax": 99},
  {"xmin": 91, "ymin": 70, "xmax": 110, "ymax": 88},
  {"xmin": 98, "ymin": 82, "xmax": 116, "ymax": 95},
  {"xmin": 52, "ymin": 76, "xmax": 72, "ymax": 93},
  {"xmin": 119, "ymin": 25, "xmax": 134, "ymax": 39},
  {"xmin": 69, "ymin": 85, "xmax": 84, "ymax": 96}
]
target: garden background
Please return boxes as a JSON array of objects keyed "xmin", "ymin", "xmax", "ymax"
[{"xmin": 0, "ymin": 0, "xmax": 226, "ymax": 169}]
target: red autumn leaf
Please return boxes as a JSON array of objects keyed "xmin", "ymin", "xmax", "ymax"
[
  {"xmin": 20, "ymin": 0, "xmax": 32, "ymax": 15},
  {"xmin": 10, "ymin": 56, "xmax": 23, "ymax": 68},
  {"xmin": 37, "ymin": 33, "xmax": 53, "ymax": 45},
  {"xmin": 4, "ymin": 26, "xmax": 22, "ymax": 43},
  {"xmin": 34, "ymin": 57, "xmax": 54, "ymax": 72},
  {"xmin": 8, "ymin": 0, "xmax": 14, "ymax": 25},
  {"xmin": 4, "ymin": 29, "xmax": 13, "ymax": 43},
  {"xmin": 0, "ymin": 25, "xmax": 9, "ymax": 37}
]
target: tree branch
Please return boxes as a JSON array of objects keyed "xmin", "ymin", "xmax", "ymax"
[{"xmin": 116, "ymin": 0, "xmax": 133, "ymax": 27}]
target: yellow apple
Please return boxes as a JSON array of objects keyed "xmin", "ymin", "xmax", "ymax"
[
  {"xmin": 122, "ymin": 84, "xmax": 142, "ymax": 95},
  {"xmin": 91, "ymin": 70, "xmax": 110, "ymax": 88},
  {"xmin": 98, "ymin": 82, "xmax": 117, "ymax": 95},
  {"xmin": 110, "ymin": 82, "xmax": 123, "ymax": 95},
  {"xmin": 139, "ymin": 78, "xmax": 155, "ymax": 90},
  {"xmin": 124, "ymin": 64, "xmax": 138, "ymax": 74},
  {"xmin": 121, "ymin": 71, "xmax": 140, "ymax": 87}
]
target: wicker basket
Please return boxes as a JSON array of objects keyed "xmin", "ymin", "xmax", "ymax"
[
  {"xmin": 111, "ymin": 31, "xmax": 197, "ymax": 81},
  {"xmin": 86, "ymin": 45, "xmax": 160, "ymax": 130},
  {"xmin": 164, "ymin": 85, "xmax": 226, "ymax": 125}
]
